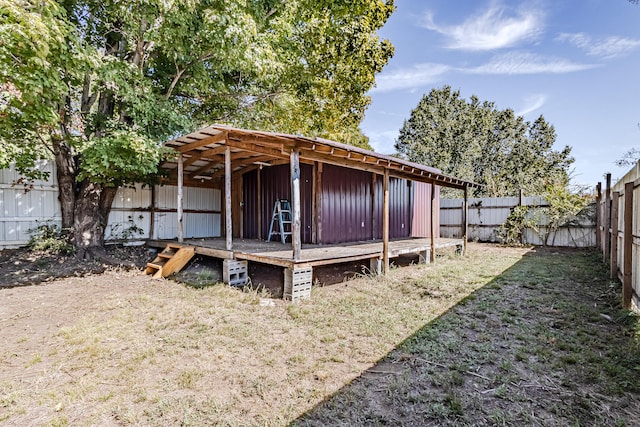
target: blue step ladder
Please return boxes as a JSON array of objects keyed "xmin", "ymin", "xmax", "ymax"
[{"xmin": 267, "ymin": 199, "xmax": 292, "ymax": 244}]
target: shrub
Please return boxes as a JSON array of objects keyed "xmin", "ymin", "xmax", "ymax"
[{"xmin": 27, "ymin": 222, "xmax": 74, "ymax": 255}]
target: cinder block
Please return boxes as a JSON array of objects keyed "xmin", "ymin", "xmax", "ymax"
[
  {"xmin": 418, "ymin": 249, "xmax": 431, "ymax": 264},
  {"xmin": 284, "ymin": 266, "xmax": 313, "ymax": 302},
  {"xmin": 369, "ymin": 257, "xmax": 382, "ymax": 275},
  {"xmin": 223, "ymin": 259, "xmax": 248, "ymax": 287}
]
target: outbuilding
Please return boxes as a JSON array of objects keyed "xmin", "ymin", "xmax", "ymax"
[{"xmin": 146, "ymin": 125, "xmax": 479, "ymax": 300}]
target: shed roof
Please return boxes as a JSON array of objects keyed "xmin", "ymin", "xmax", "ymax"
[{"xmin": 161, "ymin": 125, "xmax": 481, "ymax": 190}]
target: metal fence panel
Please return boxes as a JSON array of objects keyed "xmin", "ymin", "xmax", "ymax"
[{"xmin": 441, "ymin": 196, "xmax": 595, "ymax": 248}]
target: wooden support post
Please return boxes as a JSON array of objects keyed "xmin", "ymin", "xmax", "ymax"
[
  {"xmin": 463, "ymin": 185, "xmax": 469, "ymax": 256},
  {"xmin": 595, "ymin": 182, "xmax": 602, "ymax": 250},
  {"xmin": 383, "ymin": 169, "xmax": 390, "ymax": 274},
  {"xmin": 225, "ymin": 146, "xmax": 232, "ymax": 251},
  {"xmin": 611, "ymin": 191, "xmax": 619, "ymax": 280},
  {"xmin": 604, "ymin": 173, "xmax": 612, "ymax": 263},
  {"xmin": 257, "ymin": 167, "xmax": 262, "ymax": 239},
  {"xmin": 430, "ymin": 181, "xmax": 436, "ymax": 263},
  {"xmin": 177, "ymin": 154, "xmax": 184, "ymax": 243},
  {"xmin": 149, "ymin": 184, "xmax": 156, "ymax": 240},
  {"xmin": 291, "ymin": 150, "xmax": 302, "ymax": 261},
  {"xmin": 623, "ymin": 182, "xmax": 633, "ymax": 309},
  {"xmin": 313, "ymin": 162, "xmax": 322, "ymax": 244}
]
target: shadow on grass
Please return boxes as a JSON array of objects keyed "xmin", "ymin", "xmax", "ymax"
[{"xmin": 294, "ymin": 248, "xmax": 640, "ymax": 427}]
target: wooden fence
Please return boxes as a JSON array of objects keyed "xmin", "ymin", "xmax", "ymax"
[
  {"xmin": 440, "ymin": 193, "xmax": 596, "ymax": 248},
  {"xmin": 600, "ymin": 163, "xmax": 640, "ymax": 311}
]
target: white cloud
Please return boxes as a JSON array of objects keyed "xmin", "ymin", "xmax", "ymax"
[
  {"xmin": 371, "ymin": 63, "xmax": 450, "ymax": 93},
  {"xmin": 468, "ymin": 52, "xmax": 598, "ymax": 74},
  {"xmin": 422, "ymin": 3, "xmax": 543, "ymax": 51},
  {"xmin": 516, "ymin": 94, "xmax": 547, "ymax": 116},
  {"xmin": 557, "ymin": 32, "xmax": 640, "ymax": 59},
  {"xmin": 366, "ymin": 129, "xmax": 399, "ymax": 154}
]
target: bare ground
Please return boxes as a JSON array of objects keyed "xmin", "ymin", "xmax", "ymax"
[{"xmin": 1, "ymin": 243, "xmax": 639, "ymax": 426}]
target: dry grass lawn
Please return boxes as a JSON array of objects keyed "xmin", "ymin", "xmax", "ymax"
[{"xmin": 1, "ymin": 243, "xmax": 638, "ymax": 426}]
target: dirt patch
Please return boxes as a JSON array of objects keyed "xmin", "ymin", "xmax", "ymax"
[{"xmin": 0, "ymin": 244, "xmax": 151, "ymax": 288}]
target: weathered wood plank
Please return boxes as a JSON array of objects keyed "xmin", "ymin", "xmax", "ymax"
[
  {"xmin": 177, "ymin": 154, "xmax": 184, "ymax": 243},
  {"xmin": 383, "ymin": 169, "xmax": 390, "ymax": 274},
  {"xmin": 291, "ymin": 150, "xmax": 302, "ymax": 261},
  {"xmin": 225, "ymin": 146, "xmax": 232, "ymax": 250}
]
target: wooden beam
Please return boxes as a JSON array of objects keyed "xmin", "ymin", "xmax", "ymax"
[
  {"xmin": 383, "ymin": 169, "xmax": 390, "ymax": 274},
  {"xmin": 176, "ymin": 131, "xmax": 227, "ymax": 153},
  {"xmin": 299, "ymin": 149, "xmax": 386, "ymax": 177},
  {"xmin": 623, "ymin": 182, "xmax": 633, "ymax": 309},
  {"xmin": 291, "ymin": 149, "xmax": 302, "ymax": 261},
  {"xmin": 226, "ymin": 138, "xmax": 289, "ymax": 159},
  {"xmin": 187, "ymin": 162, "xmax": 219, "ymax": 178},
  {"xmin": 177, "ymin": 154, "xmax": 184, "ymax": 243},
  {"xmin": 225, "ymin": 146, "xmax": 232, "ymax": 251},
  {"xmin": 430, "ymin": 181, "xmax": 436, "ymax": 263},
  {"xmin": 611, "ymin": 191, "xmax": 619, "ymax": 280}
]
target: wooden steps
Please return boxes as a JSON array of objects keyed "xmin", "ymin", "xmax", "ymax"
[{"xmin": 145, "ymin": 243, "xmax": 195, "ymax": 279}]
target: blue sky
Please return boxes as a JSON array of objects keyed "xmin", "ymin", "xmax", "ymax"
[{"xmin": 362, "ymin": 0, "xmax": 640, "ymax": 188}]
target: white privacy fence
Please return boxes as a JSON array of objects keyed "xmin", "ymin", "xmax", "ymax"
[
  {"xmin": 440, "ymin": 196, "xmax": 596, "ymax": 248},
  {"xmin": 0, "ymin": 163, "xmax": 221, "ymax": 249}
]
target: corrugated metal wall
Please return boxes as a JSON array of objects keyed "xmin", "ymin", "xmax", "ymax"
[
  {"xmin": 440, "ymin": 196, "xmax": 595, "ymax": 247},
  {"xmin": 389, "ymin": 177, "xmax": 412, "ymax": 239},
  {"xmin": 371, "ymin": 176, "xmax": 413, "ymax": 240},
  {"xmin": 1, "ymin": 160, "xmax": 445, "ymax": 248},
  {"xmin": 321, "ymin": 164, "xmax": 373, "ymax": 244},
  {"xmin": 0, "ymin": 162, "xmax": 222, "ymax": 248},
  {"xmin": 320, "ymin": 166, "xmax": 418, "ymax": 244},
  {"xmin": 153, "ymin": 185, "xmax": 221, "ymax": 240},
  {"xmin": 245, "ymin": 164, "xmax": 313, "ymax": 243},
  {"xmin": 0, "ymin": 162, "xmax": 61, "ymax": 247},
  {"xmin": 411, "ymin": 182, "xmax": 440, "ymax": 238},
  {"xmin": 243, "ymin": 169, "xmax": 259, "ymax": 239}
]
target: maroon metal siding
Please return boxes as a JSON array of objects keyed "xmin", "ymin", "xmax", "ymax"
[
  {"xmin": 372, "ymin": 177, "xmax": 412, "ymax": 239},
  {"xmin": 390, "ymin": 178, "xmax": 412, "ymax": 239},
  {"xmin": 251, "ymin": 164, "xmax": 312, "ymax": 243},
  {"xmin": 242, "ymin": 169, "xmax": 259, "ymax": 239},
  {"xmin": 320, "ymin": 164, "xmax": 373, "ymax": 244}
]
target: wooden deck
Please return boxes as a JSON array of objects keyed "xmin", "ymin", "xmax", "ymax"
[{"xmin": 148, "ymin": 237, "xmax": 464, "ymax": 269}]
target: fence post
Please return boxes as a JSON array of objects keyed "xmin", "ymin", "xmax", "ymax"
[
  {"xmin": 595, "ymin": 182, "xmax": 602, "ymax": 250},
  {"xmin": 519, "ymin": 189, "xmax": 524, "ymax": 245},
  {"xmin": 604, "ymin": 173, "xmax": 612, "ymax": 263},
  {"xmin": 623, "ymin": 182, "xmax": 633, "ymax": 309},
  {"xmin": 610, "ymin": 191, "xmax": 619, "ymax": 280}
]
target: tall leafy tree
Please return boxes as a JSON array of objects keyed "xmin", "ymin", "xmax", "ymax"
[
  {"xmin": 395, "ymin": 86, "xmax": 574, "ymax": 197},
  {"xmin": 0, "ymin": 0, "xmax": 394, "ymax": 258}
]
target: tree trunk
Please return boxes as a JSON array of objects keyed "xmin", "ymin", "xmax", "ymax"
[
  {"xmin": 73, "ymin": 180, "xmax": 119, "ymax": 262},
  {"xmin": 53, "ymin": 139, "xmax": 77, "ymax": 230}
]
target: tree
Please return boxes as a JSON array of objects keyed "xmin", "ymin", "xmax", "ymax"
[
  {"xmin": 395, "ymin": 86, "xmax": 574, "ymax": 197},
  {"xmin": 0, "ymin": 0, "xmax": 394, "ymax": 259}
]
